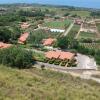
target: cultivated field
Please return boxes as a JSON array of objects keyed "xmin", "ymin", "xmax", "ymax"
[
  {"xmin": 78, "ymin": 31, "xmax": 97, "ymax": 39},
  {"xmin": 42, "ymin": 19, "xmax": 72, "ymax": 29}
]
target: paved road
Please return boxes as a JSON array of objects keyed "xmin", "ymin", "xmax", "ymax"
[
  {"xmin": 75, "ymin": 22, "xmax": 83, "ymax": 39},
  {"xmin": 35, "ymin": 62, "xmax": 100, "ymax": 83},
  {"xmin": 63, "ymin": 21, "xmax": 75, "ymax": 36}
]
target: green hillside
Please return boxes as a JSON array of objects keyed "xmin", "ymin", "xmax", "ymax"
[{"xmin": 0, "ymin": 65, "xmax": 100, "ymax": 100}]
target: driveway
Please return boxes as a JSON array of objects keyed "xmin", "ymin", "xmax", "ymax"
[
  {"xmin": 63, "ymin": 21, "xmax": 74, "ymax": 36},
  {"xmin": 76, "ymin": 53, "xmax": 97, "ymax": 70}
]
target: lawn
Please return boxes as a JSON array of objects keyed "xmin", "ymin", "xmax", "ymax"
[
  {"xmin": 79, "ymin": 31, "xmax": 97, "ymax": 39},
  {"xmin": 0, "ymin": 65, "xmax": 100, "ymax": 100},
  {"xmin": 42, "ymin": 19, "xmax": 72, "ymax": 29}
]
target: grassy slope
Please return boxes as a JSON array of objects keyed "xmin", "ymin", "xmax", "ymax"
[{"xmin": 0, "ymin": 65, "xmax": 100, "ymax": 100}]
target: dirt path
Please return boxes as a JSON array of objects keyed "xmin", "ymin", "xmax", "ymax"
[
  {"xmin": 63, "ymin": 21, "xmax": 75, "ymax": 36},
  {"xmin": 75, "ymin": 23, "xmax": 83, "ymax": 39}
]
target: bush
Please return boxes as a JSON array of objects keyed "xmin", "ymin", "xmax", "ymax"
[
  {"xmin": 61, "ymin": 62, "xmax": 67, "ymax": 66},
  {"xmin": 54, "ymin": 59, "xmax": 61, "ymax": 65},
  {"xmin": 0, "ymin": 47, "xmax": 33, "ymax": 69}
]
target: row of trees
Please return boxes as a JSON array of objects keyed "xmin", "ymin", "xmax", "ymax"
[{"xmin": 0, "ymin": 47, "xmax": 33, "ymax": 68}]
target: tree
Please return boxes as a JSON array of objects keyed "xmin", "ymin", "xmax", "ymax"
[
  {"xmin": 95, "ymin": 50, "xmax": 100, "ymax": 65},
  {"xmin": 64, "ymin": 13, "xmax": 70, "ymax": 17},
  {"xmin": 57, "ymin": 37, "xmax": 69, "ymax": 49},
  {"xmin": 0, "ymin": 47, "xmax": 33, "ymax": 68},
  {"xmin": 0, "ymin": 27, "xmax": 12, "ymax": 42}
]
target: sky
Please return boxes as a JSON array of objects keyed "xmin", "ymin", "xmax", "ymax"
[{"xmin": 0, "ymin": 0, "xmax": 100, "ymax": 9}]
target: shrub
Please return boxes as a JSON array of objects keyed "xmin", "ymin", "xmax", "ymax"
[
  {"xmin": 54, "ymin": 59, "xmax": 61, "ymax": 65},
  {"xmin": 61, "ymin": 62, "xmax": 67, "ymax": 66},
  {"xmin": 0, "ymin": 46, "xmax": 33, "ymax": 69}
]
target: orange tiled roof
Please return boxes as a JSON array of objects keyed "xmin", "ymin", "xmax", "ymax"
[
  {"xmin": 45, "ymin": 51, "xmax": 75, "ymax": 60},
  {"xmin": 18, "ymin": 32, "xmax": 29, "ymax": 44},
  {"xmin": 59, "ymin": 52, "xmax": 75, "ymax": 60},
  {"xmin": 21, "ymin": 22, "xmax": 30, "ymax": 29},
  {"xmin": 43, "ymin": 38, "xmax": 55, "ymax": 46},
  {"xmin": 0, "ymin": 42, "xmax": 12, "ymax": 49}
]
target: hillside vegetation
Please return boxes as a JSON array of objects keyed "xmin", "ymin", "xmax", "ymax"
[{"xmin": 0, "ymin": 65, "xmax": 100, "ymax": 100}]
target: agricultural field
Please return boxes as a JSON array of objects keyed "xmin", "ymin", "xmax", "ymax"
[
  {"xmin": 78, "ymin": 31, "xmax": 97, "ymax": 39},
  {"xmin": 42, "ymin": 19, "xmax": 72, "ymax": 29},
  {"xmin": 80, "ymin": 43, "xmax": 100, "ymax": 50},
  {"xmin": 69, "ymin": 10, "xmax": 91, "ymax": 17},
  {"xmin": 67, "ymin": 24, "xmax": 80, "ymax": 38},
  {"xmin": 0, "ymin": 65, "xmax": 100, "ymax": 100},
  {"xmin": 96, "ymin": 23, "xmax": 100, "ymax": 33}
]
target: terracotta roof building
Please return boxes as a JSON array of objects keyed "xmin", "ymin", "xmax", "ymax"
[
  {"xmin": 0, "ymin": 42, "xmax": 12, "ymax": 49},
  {"xmin": 21, "ymin": 22, "xmax": 30, "ymax": 29},
  {"xmin": 42, "ymin": 38, "xmax": 55, "ymax": 46},
  {"xmin": 45, "ymin": 51, "xmax": 75, "ymax": 60},
  {"xmin": 18, "ymin": 32, "xmax": 29, "ymax": 44}
]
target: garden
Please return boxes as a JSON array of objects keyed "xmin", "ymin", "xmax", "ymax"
[{"xmin": 39, "ymin": 57, "xmax": 77, "ymax": 67}]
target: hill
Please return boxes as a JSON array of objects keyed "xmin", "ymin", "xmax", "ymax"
[{"xmin": 0, "ymin": 65, "xmax": 100, "ymax": 100}]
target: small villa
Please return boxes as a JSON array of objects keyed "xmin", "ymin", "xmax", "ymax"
[
  {"xmin": 18, "ymin": 32, "xmax": 29, "ymax": 44},
  {"xmin": 21, "ymin": 22, "xmax": 30, "ymax": 29},
  {"xmin": 45, "ymin": 51, "xmax": 75, "ymax": 60},
  {"xmin": 0, "ymin": 42, "xmax": 12, "ymax": 49},
  {"xmin": 75, "ymin": 19, "xmax": 83, "ymax": 25},
  {"xmin": 42, "ymin": 38, "xmax": 56, "ymax": 46},
  {"xmin": 50, "ymin": 29, "xmax": 65, "ymax": 33}
]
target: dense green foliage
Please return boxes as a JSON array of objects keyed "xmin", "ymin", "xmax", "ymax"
[
  {"xmin": 0, "ymin": 47, "xmax": 33, "ymax": 68},
  {"xmin": 56, "ymin": 37, "xmax": 69, "ymax": 49},
  {"xmin": 0, "ymin": 14, "xmax": 26, "ymax": 26},
  {"xmin": 0, "ymin": 27, "xmax": 21, "ymax": 43}
]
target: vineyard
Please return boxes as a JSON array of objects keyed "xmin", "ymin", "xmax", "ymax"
[
  {"xmin": 80, "ymin": 43, "xmax": 100, "ymax": 50},
  {"xmin": 78, "ymin": 31, "xmax": 97, "ymax": 39},
  {"xmin": 67, "ymin": 24, "xmax": 80, "ymax": 38}
]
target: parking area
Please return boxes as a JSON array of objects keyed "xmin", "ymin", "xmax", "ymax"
[{"xmin": 76, "ymin": 53, "xmax": 97, "ymax": 70}]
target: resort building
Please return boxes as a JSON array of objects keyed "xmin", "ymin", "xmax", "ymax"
[
  {"xmin": 42, "ymin": 38, "xmax": 56, "ymax": 46},
  {"xmin": 0, "ymin": 42, "xmax": 12, "ymax": 49},
  {"xmin": 18, "ymin": 32, "xmax": 29, "ymax": 44},
  {"xmin": 21, "ymin": 22, "xmax": 30, "ymax": 29},
  {"xmin": 50, "ymin": 29, "xmax": 65, "ymax": 33},
  {"xmin": 45, "ymin": 51, "xmax": 75, "ymax": 60}
]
